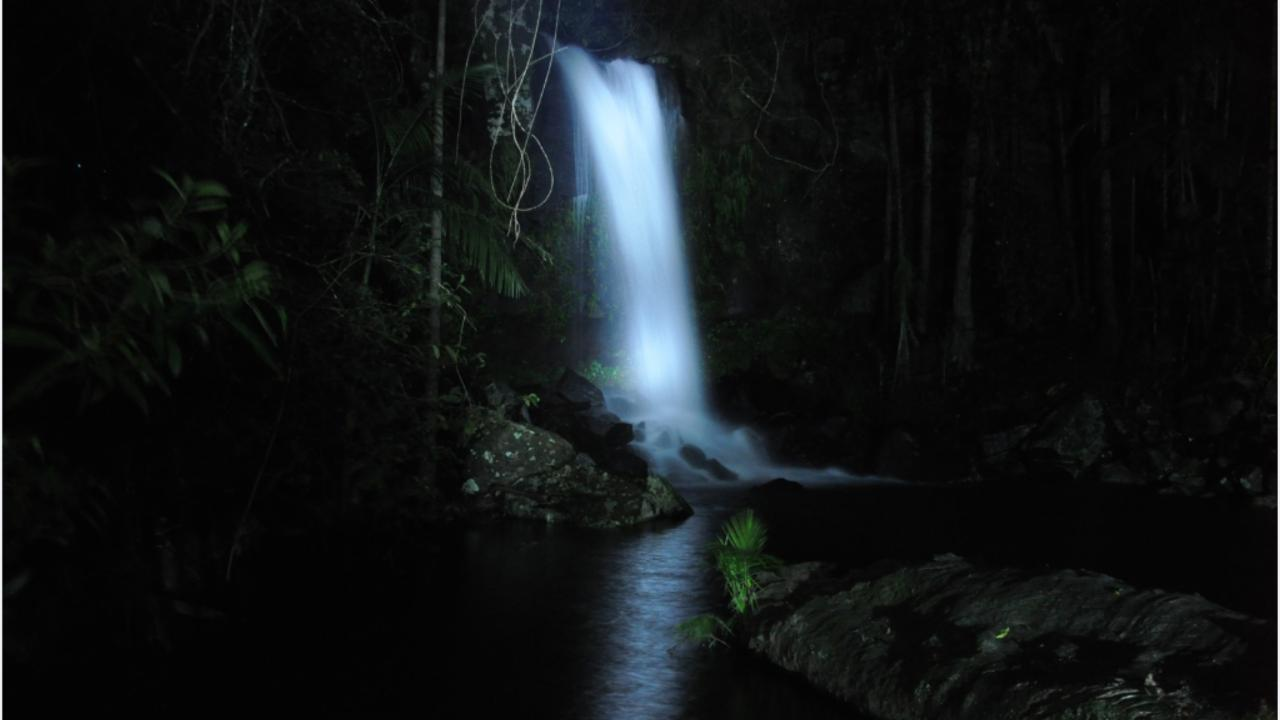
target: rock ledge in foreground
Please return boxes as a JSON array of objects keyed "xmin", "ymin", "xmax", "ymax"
[{"xmin": 743, "ymin": 555, "xmax": 1272, "ymax": 720}]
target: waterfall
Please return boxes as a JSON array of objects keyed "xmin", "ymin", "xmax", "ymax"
[{"xmin": 559, "ymin": 46, "xmax": 851, "ymax": 484}]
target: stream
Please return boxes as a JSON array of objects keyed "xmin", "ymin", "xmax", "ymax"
[{"xmin": 41, "ymin": 480, "xmax": 1269, "ymax": 717}]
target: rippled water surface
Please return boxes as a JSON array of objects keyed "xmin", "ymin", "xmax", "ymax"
[{"xmin": 437, "ymin": 484, "xmax": 861, "ymax": 719}]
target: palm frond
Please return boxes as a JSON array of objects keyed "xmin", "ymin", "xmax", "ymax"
[
  {"xmin": 442, "ymin": 199, "xmax": 527, "ymax": 298},
  {"xmin": 720, "ymin": 509, "xmax": 768, "ymax": 554}
]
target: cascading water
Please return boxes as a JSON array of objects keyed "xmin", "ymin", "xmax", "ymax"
[{"xmin": 559, "ymin": 46, "xmax": 851, "ymax": 484}]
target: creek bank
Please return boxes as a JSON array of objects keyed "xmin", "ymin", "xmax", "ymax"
[
  {"xmin": 716, "ymin": 357, "xmax": 1275, "ymax": 507},
  {"xmin": 974, "ymin": 377, "xmax": 1275, "ymax": 506},
  {"xmin": 740, "ymin": 555, "xmax": 1273, "ymax": 720}
]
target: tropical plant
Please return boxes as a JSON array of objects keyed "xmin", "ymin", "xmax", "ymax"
[
  {"xmin": 712, "ymin": 508, "xmax": 781, "ymax": 614},
  {"xmin": 4, "ymin": 168, "xmax": 285, "ymax": 415},
  {"xmin": 581, "ymin": 359, "xmax": 627, "ymax": 388},
  {"xmin": 676, "ymin": 509, "xmax": 781, "ymax": 649},
  {"xmin": 675, "ymin": 613, "xmax": 732, "ymax": 649},
  {"xmin": 370, "ymin": 97, "xmax": 530, "ymax": 300}
]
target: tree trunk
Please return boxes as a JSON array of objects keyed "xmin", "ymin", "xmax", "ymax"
[
  {"xmin": 948, "ymin": 101, "xmax": 980, "ymax": 373},
  {"xmin": 1096, "ymin": 77, "xmax": 1120, "ymax": 355},
  {"xmin": 1053, "ymin": 91, "xmax": 1080, "ymax": 313},
  {"xmin": 882, "ymin": 165, "xmax": 893, "ymax": 319},
  {"xmin": 1128, "ymin": 171, "xmax": 1137, "ymax": 332},
  {"xmin": 1128, "ymin": 103, "xmax": 1139, "ymax": 333},
  {"xmin": 916, "ymin": 82, "xmax": 934, "ymax": 337},
  {"xmin": 1267, "ymin": 62, "xmax": 1276, "ymax": 327},
  {"xmin": 1161, "ymin": 98, "xmax": 1169, "ymax": 240},
  {"xmin": 888, "ymin": 71, "xmax": 913, "ymax": 383},
  {"xmin": 425, "ymin": 0, "xmax": 446, "ymax": 488}
]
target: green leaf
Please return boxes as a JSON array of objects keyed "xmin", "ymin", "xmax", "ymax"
[
  {"xmin": 140, "ymin": 217, "xmax": 165, "ymax": 239},
  {"xmin": 4, "ymin": 326, "xmax": 65, "ymax": 352},
  {"xmin": 995, "ymin": 626, "xmax": 1011, "ymax": 640},
  {"xmin": 675, "ymin": 613, "xmax": 732, "ymax": 648},
  {"xmin": 225, "ymin": 314, "xmax": 281, "ymax": 376},
  {"xmin": 116, "ymin": 374, "xmax": 151, "ymax": 415},
  {"xmin": 149, "ymin": 269, "xmax": 172, "ymax": 303},
  {"xmin": 247, "ymin": 300, "xmax": 279, "ymax": 346},
  {"xmin": 444, "ymin": 200, "xmax": 527, "ymax": 298},
  {"xmin": 153, "ymin": 168, "xmax": 184, "ymax": 198},
  {"xmin": 238, "ymin": 261, "xmax": 273, "ymax": 297},
  {"xmin": 189, "ymin": 196, "xmax": 228, "ymax": 214},
  {"xmin": 167, "ymin": 342, "xmax": 183, "ymax": 377},
  {"xmin": 190, "ymin": 180, "xmax": 231, "ymax": 199}
]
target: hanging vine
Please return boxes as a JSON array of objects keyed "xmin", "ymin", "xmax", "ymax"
[{"xmin": 456, "ymin": 0, "xmax": 563, "ymax": 246}]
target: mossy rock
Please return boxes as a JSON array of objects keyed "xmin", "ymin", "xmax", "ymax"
[
  {"xmin": 461, "ymin": 408, "xmax": 691, "ymax": 528},
  {"xmin": 464, "ymin": 407, "xmax": 576, "ymax": 490}
]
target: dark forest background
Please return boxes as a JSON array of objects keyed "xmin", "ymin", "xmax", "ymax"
[{"xmin": 3, "ymin": 0, "xmax": 1275, "ymax": 710}]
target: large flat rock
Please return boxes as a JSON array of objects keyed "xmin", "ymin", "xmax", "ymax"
[{"xmin": 742, "ymin": 555, "xmax": 1272, "ymax": 720}]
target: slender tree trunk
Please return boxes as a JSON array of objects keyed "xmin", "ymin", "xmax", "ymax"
[
  {"xmin": 1096, "ymin": 77, "xmax": 1120, "ymax": 355},
  {"xmin": 1267, "ymin": 63, "xmax": 1276, "ymax": 327},
  {"xmin": 948, "ymin": 100, "xmax": 980, "ymax": 373},
  {"xmin": 425, "ymin": 0, "xmax": 446, "ymax": 487},
  {"xmin": 887, "ymin": 71, "xmax": 913, "ymax": 383},
  {"xmin": 1161, "ymin": 99, "xmax": 1169, "ymax": 240},
  {"xmin": 1053, "ymin": 91, "xmax": 1080, "ymax": 313},
  {"xmin": 882, "ymin": 166, "xmax": 893, "ymax": 319},
  {"xmin": 916, "ymin": 82, "xmax": 934, "ymax": 337},
  {"xmin": 1129, "ymin": 171, "xmax": 1137, "ymax": 331},
  {"xmin": 1128, "ymin": 107, "xmax": 1138, "ymax": 332}
]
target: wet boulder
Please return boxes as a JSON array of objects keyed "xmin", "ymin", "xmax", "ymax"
[
  {"xmin": 487, "ymin": 464, "xmax": 692, "ymax": 529},
  {"xmin": 1021, "ymin": 393, "xmax": 1107, "ymax": 478},
  {"xmin": 461, "ymin": 409, "xmax": 689, "ymax": 527},
  {"xmin": 743, "ymin": 555, "xmax": 1270, "ymax": 720},
  {"xmin": 678, "ymin": 444, "xmax": 738, "ymax": 481},
  {"xmin": 595, "ymin": 446, "xmax": 650, "ymax": 479},
  {"xmin": 578, "ymin": 407, "xmax": 635, "ymax": 449},
  {"xmin": 750, "ymin": 478, "xmax": 804, "ymax": 495},
  {"xmin": 529, "ymin": 371, "xmax": 641, "ymax": 472},
  {"xmin": 482, "ymin": 381, "xmax": 530, "ymax": 422},
  {"xmin": 464, "ymin": 408, "xmax": 576, "ymax": 491},
  {"xmin": 1092, "ymin": 461, "xmax": 1144, "ymax": 486},
  {"xmin": 979, "ymin": 424, "xmax": 1035, "ymax": 460},
  {"xmin": 555, "ymin": 368, "xmax": 605, "ymax": 409},
  {"xmin": 1175, "ymin": 375, "xmax": 1252, "ymax": 438}
]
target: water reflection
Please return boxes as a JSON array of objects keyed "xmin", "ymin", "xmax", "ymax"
[{"xmin": 453, "ymin": 486, "xmax": 860, "ymax": 719}]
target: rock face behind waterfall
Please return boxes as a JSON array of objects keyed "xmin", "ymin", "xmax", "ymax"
[
  {"xmin": 461, "ymin": 407, "xmax": 690, "ymax": 528},
  {"xmin": 742, "ymin": 556, "xmax": 1272, "ymax": 720}
]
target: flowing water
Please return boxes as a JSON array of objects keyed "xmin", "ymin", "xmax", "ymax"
[
  {"xmin": 432, "ymin": 485, "xmax": 864, "ymax": 719},
  {"xmin": 26, "ymin": 480, "xmax": 1270, "ymax": 716},
  {"xmin": 558, "ymin": 47, "xmax": 851, "ymax": 484},
  {"xmin": 157, "ymin": 481, "xmax": 1265, "ymax": 718}
]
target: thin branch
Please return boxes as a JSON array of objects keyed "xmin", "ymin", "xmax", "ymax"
[{"xmin": 745, "ymin": 35, "xmax": 840, "ymax": 178}]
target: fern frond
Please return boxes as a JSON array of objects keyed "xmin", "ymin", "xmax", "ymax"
[{"xmin": 442, "ymin": 199, "xmax": 527, "ymax": 298}]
